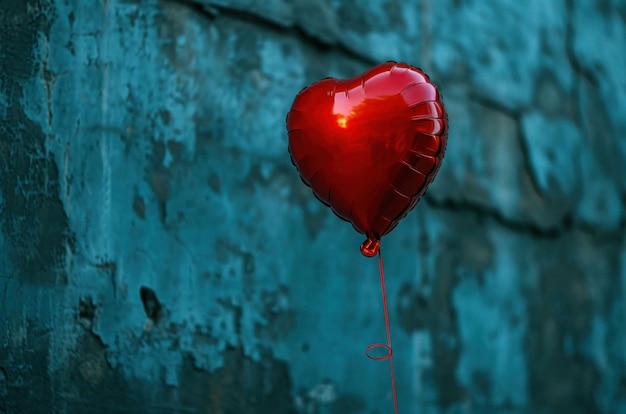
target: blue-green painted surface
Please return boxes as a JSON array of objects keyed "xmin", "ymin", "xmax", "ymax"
[{"xmin": 1, "ymin": 1, "xmax": 625, "ymax": 413}]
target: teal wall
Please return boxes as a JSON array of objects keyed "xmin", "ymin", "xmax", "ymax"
[{"xmin": 1, "ymin": 0, "xmax": 625, "ymax": 413}]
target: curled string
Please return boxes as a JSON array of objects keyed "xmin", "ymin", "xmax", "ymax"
[{"xmin": 365, "ymin": 249, "xmax": 399, "ymax": 414}]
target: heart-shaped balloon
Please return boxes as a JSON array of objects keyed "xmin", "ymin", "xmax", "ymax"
[{"xmin": 287, "ymin": 61, "xmax": 448, "ymax": 257}]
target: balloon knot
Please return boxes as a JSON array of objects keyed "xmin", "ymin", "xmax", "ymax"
[{"xmin": 360, "ymin": 238, "xmax": 380, "ymax": 257}]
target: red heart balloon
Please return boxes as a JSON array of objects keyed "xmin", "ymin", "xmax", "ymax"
[{"xmin": 286, "ymin": 62, "xmax": 448, "ymax": 257}]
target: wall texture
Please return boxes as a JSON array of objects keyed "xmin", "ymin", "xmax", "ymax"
[{"xmin": 1, "ymin": 0, "xmax": 625, "ymax": 413}]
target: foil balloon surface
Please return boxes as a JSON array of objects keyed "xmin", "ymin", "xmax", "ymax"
[{"xmin": 287, "ymin": 61, "xmax": 448, "ymax": 257}]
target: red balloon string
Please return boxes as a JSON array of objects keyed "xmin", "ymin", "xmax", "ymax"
[{"xmin": 365, "ymin": 249, "xmax": 399, "ymax": 414}]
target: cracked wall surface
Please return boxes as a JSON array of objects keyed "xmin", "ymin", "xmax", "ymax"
[{"xmin": 1, "ymin": 0, "xmax": 625, "ymax": 413}]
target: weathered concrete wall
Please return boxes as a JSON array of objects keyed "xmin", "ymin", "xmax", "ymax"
[{"xmin": 1, "ymin": 0, "xmax": 625, "ymax": 413}]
